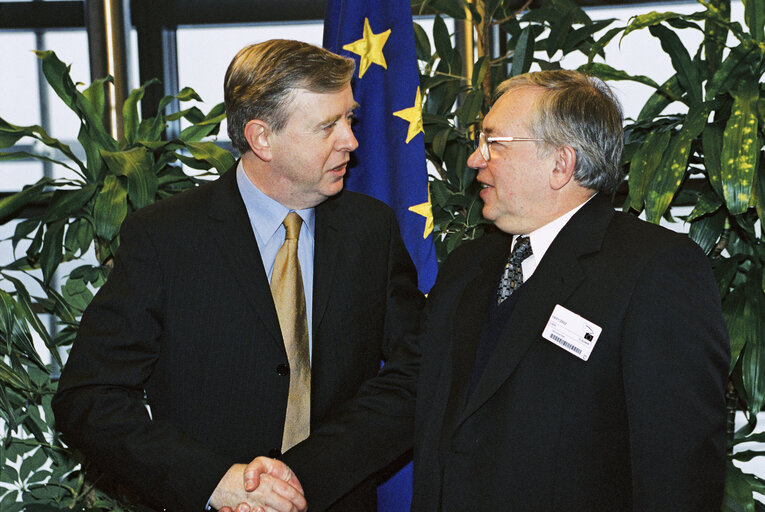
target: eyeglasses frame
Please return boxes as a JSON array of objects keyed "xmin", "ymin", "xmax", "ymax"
[{"xmin": 477, "ymin": 131, "xmax": 544, "ymax": 161}]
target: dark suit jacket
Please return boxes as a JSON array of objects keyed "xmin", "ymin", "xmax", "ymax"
[
  {"xmin": 52, "ymin": 167, "xmax": 424, "ymax": 511},
  {"xmin": 284, "ymin": 194, "xmax": 730, "ymax": 511}
]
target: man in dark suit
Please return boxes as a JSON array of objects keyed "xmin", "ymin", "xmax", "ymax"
[
  {"xmin": 243, "ymin": 69, "xmax": 730, "ymax": 511},
  {"xmin": 52, "ymin": 39, "xmax": 423, "ymax": 512}
]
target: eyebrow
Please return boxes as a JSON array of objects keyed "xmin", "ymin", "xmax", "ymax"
[{"xmin": 317, "ymin": 101, "xmax": 360, "ymax": 128}]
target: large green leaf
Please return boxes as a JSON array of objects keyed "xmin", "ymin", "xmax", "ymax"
[
  {"xmin": 637, "ymin": 75, "xmax": 683, "ymax": 121},
  {"xmin": 703, "ymin": 124, "xmax": 725, "ymax": 196},
  {"xmin": 77, "ymin": 122, "xmax": 104, "ymax": 182},
  {"xmin": 648, "ymin": 24, "xmax": 701, "ymax": 105},
  {"xmin": 93, "ymin": 175, "xmax": 128, "ymax": 242},
  {"xmin": 0, "ymin": 179, "xmax": 51, "ymax": 224},
  {"xmin": 184, "ymin": 141, "xmax": 236, "ymax": 175},
  {"xmin": 626, "ymin": 129, "xmax": 671, "ymax": 212},
  {"xmin": 544, "ymin": 3, "xmax": 576, "ymax": 58},
  {"xmin": 35, "ymin": 51, "xmax": 117, "ymax": 154},
  {"xmin": 0, "ymin": 150, "xmax": 78, "ymax": 175},
  {"xmin": 0, "ymin": 290, "xmax": 45, "ymax": 370},
  {"xmin": 0, "ymin": 274, "xmax": 59, "ymax": 367},
  {"xmin": 688, "ymin": 207, "xmax": 725, "ymax": 255},
  {"xmin": 413, "ymin": 22, "xmax": 432, "ymax": 62},
  {"xmin": 424, "ymin": 0, "xmax": 468, "ymax": 20},
  {"xmin": 33, "ymin": 51, "xmax": 78, "ymax": 114},
  {"xmin": 101, "ymin": 147, "xmax": 157, "ymax": 210},
  {"xmin": 0, "ymin": 128, "xmax": 25, "ymax": 148},
  {"xmin": 511, "ymin": 26, "xmax": 535, "ymax": 77},
  {"xmin": 707, "ymin": 39, "xmax": 762, "ymax": 100},
  {"xmin": 12, "ymin": 218, "xmax": 40, "ymax": 250},
  {"xmin": 0, "ymin": 118, "xmax": 83, "ymax": 172},
  {"xmin": 177, "ymin": 103, "xmax": 227, "ymax": 142},
  {"xmin": 433, "ymin": 14, "xmax": 453, "ymax": 64},
  {"xmin": 40, "ymin": 218, "xmax": 66, "ymax": 285},
  {"xmin": 562, "ymin": 19, "xmax": 615, "ymax": 56},
  {"xmin": 645, "ymin": 104, "xmax": 709, "ymax": 223},
  {"xmin": 122, "ymin": 78, "xmax": 160, "ymax": 146},
  {"xmin": 622, "ymin": 10, "xmax": 706, "ymax": 38},
  {"xmin": 64, "ymin": 216, "xmax": 94, "ymax": 257},
  {"xmin": 725, "ymin": 283, "xmax": 753, "ymax": 374},
  {"xmin": 723, "ymin": 462, "xmax": 755, "ymax": 512},
  {"xmin": 704, "ymin": 0, "xmax": 731, "ymax": 80},
  {"xmin": 457, "ymin": 90, "xmax": 484, "ymax": 127},
  {"xmin": 42, "ymin": 185, "xmax": 97, "ymax": 224},
  {"xmin": 578, "ymin": 63, "xmax": 659, "ymax": 90},
  {"xmin": 83, "ymin": 77, "xmax": 111, "ymax": 128},
  {"xmin": 743, "ymin": 0, "xmax": 764, "ymax": 42},
  {"xmin": 471, "ymin": 56, "xmax": 489, "ymax": 90},
  {"xmin": 741, "ymin": 273, "xmax": 765, "ymax": 417},
  {"xmin": 721, "ymin": 77, "xmax": 760, "ymax": 215}
]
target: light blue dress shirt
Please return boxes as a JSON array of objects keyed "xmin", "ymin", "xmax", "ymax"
[{"xmin": 236, "ymin": 163, "xmax": 316, "ymax": 359}]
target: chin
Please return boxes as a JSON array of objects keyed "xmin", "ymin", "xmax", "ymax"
[
  {"xmin": 482, "ymin": 205, "xmax": 496, "ymax": 223},
  {"xmin": 323, "ymin": 181, "xmax": 344, "ymax": 198}
]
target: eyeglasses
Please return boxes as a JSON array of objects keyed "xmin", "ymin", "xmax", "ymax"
[{"xmin": 477, "ymin": 131, "xmax": 544, "ymax": 161}]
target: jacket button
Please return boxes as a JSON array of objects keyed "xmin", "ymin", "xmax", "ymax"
[
  {"xmin": 268, "ymin": 448, "xmax": 282, "ymax": 458},
  {"xmin": 276, "ymin": 364, "xmax": 289, "ymax": 375}
]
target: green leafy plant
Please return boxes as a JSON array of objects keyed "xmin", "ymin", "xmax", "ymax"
[
  {"xmin": 412, "ymin": 0, "xmax": 615, "ymax": 261},
  {"xmin": 0, "ymin": 51, "xmax": 232, "ymax": 510},
  {"xmin": 578, "ymin": 0, "xmax": 765, "ymax": 509}
]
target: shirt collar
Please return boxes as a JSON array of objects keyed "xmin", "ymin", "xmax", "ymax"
[
  {"xmin": 515, "ymin": 193, "xmax": 596, "ymax": 265},
  {"xmin": 236, "ymin": 161, "xmax": 315, "ymax": 243}
]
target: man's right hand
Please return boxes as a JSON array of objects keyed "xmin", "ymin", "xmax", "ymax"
[
  {"xmin": 211, "ymin": 458, "xmax": 306, "ymax": 512},
  {"xmin": 241, "ymin": 456, "xmax": 302, "ymax": 495}
]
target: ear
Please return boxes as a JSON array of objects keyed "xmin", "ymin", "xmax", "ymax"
[
  {"xmin": 244, "ymin": 120, "xmax": 273, "ymax": 162},
  {"xmin": 549, "ymin": 145, "xmax": 577, "ymax": 191}
]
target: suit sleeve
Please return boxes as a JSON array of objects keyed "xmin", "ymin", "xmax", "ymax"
[
  {"xmin": 52, "ymin": 215, "xmax": 231, "ymax": 511},
  {"xmin": 282, "ymin": 212, "xmax": 426, "ymax": 511},
  {"xmin": 621, "ymin": 240, "xmax": 729, "ymax": 510}
]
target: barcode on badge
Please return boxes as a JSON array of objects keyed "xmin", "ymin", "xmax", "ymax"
[{"xmin": 548, "ymin": 333, "xmax": 582, "ymax": 354}]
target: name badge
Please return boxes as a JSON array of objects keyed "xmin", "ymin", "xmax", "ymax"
[{"xmin": 542, "ymin": 304, "xmax": 602, "ymax": 361}]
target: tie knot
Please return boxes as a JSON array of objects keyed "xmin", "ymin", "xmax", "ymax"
[
  {"xmin": 283, "ymin": 212, "xmax": 303, "ymax": 240},
  {"xmin": 510, "ymin": 236, "xmax": 532, "ymax": 263}
]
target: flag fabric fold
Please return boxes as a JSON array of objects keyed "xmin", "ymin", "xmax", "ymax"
[{"xmin": 324, "ymin": 0, "xmax": 437, "ymax": 295}]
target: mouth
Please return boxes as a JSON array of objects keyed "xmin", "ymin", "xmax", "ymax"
[{"xmin": 327, "ymin": 161, "xmax": 348, "ymax": 174}]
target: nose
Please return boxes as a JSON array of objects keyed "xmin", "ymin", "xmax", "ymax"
[
  {"xmin": 467, "ymin": 146, "xmax": 486, "ymax": 169},
  {"xmin": 337, "ymin": 119, "xmax": 359, "ymax": 152}
]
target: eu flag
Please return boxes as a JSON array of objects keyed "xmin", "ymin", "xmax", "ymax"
[{"xmin": 324, "ymin": 0, "xmax": 437, "ymax": 295}]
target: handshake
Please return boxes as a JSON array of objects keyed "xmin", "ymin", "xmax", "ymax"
[{"xmin": 211, "ymin": 457, "xmax": 308, "ymax": 512}]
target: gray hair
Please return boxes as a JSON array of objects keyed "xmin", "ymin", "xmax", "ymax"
[
  {"xmin": 224, "ymin": 39, "xmax": 356, "ymax": 155},
  {"xmin": 496, "ymin": 70, "xmax": 624, "ymax": 194}
]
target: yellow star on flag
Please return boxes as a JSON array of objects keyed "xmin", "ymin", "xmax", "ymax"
[
  {"xmin": 408, "ymin": 186, "xmax": 434, "ymax": 239},
  {"xmin": 342, "ymin": 17, "xmax": 390, "ymax": 79},
  {"xmin": 393, "ymin": 87, "xmax": 424, "ymax": 144}
]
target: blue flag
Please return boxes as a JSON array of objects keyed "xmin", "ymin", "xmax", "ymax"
[
  {"xmin": 324, "ymin": 1, "xmax": 436, "ymax": 509},
  {"xmin": 324, "ymin": 0, "xmax": 437, "ymax": 295}
]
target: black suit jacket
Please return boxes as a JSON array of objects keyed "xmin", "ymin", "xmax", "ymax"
[
  {"xmin": 53, "ymin": 167, "xmax": 424, "ymax": 511},
  {"xmin": 284, "ymin": 194, "xmax": 730, "ymax": 511}
]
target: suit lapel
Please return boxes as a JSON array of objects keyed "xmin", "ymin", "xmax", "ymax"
[
  {"xmin": 460, "ymin": 195, "xmax": 614, "ymax": 424},
  {"xmin": 206, "ymin": 167, "xmax": 284, "ymax": 347},
  {"xmin": 437, "ymin": 233, "xmax": 510, "ymax": 454},
  {"xmin": 306, "ymin": 195, "xmax": 342, "ymax": 417},
  {"xmin": 312, "ymin": 197, "xmax": 341, "ymax": 335}
]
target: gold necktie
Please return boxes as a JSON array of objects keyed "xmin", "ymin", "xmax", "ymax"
[{"xmin": 270, "ymin": 212, "xmax": 310, "ymax": 451}]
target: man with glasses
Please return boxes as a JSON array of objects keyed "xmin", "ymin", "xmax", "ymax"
[
  {"xmin": 53, "ymin": 39, "xmax": 424, "ymax": 512},
  {"xmin": 242, "ymin": 69, "xmax": 729, "ymax": 511}
]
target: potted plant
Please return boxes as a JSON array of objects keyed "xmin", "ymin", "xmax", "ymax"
[{"xmin": 0, "ymin": 50, "xmax": 232, "ymax": 511}]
